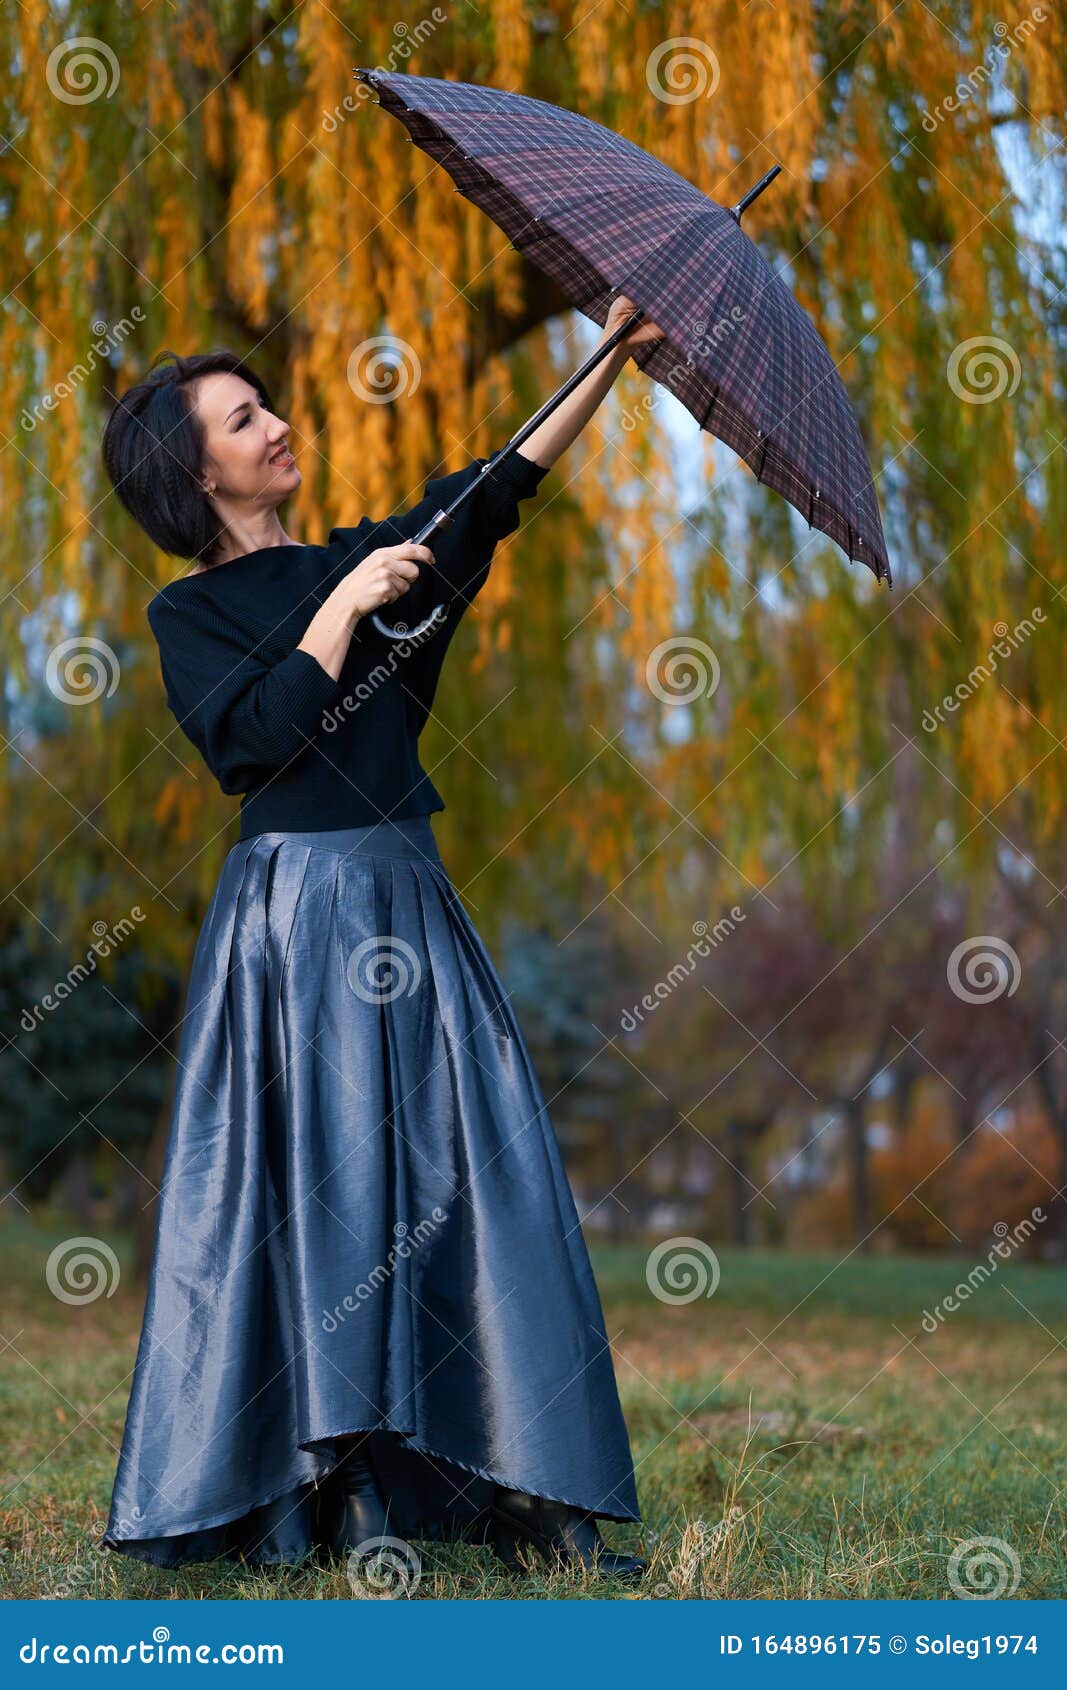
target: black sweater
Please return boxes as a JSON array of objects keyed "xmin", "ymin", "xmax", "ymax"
[{"xmin": 146, "ymin": 446, "xmax": 549, "ymax": 839}]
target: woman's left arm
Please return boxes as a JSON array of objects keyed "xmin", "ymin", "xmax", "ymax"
[{"xmin": 514, "ymin": 293, "xmax": 666, "ymax": 472}]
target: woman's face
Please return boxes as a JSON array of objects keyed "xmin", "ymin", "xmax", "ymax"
[{"xmin": 192, "ymin": 370, "xmax": 301, "ymax": 513}]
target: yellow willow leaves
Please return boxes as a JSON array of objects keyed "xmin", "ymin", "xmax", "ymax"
[
  {"xmin": 412, "ymin": 174, "xmax": 468, "ymax": 387},
  {"xmin": 1, "ymin": 0, "xmax": 1059, "ymax": 925},
  {"xmin": 958, "ymin": 685, "xmax": 1020, "ymax": 812},
  {"xmin": 601, "ymin": 381, "xmax": 681, "ymax": 673},
  {"xmin": 491, "ymin": 0, "xmax": 534, "ymax": 87},
  {"xmin": 569, "ymin": 788, "xmax": 636, "ymax": 886},
  {"xmin": 145, "ymin": 39, "xmax": 185, "ymax": 134},
  {"xmin": 308, "ymin": 9, "xmax": 365, "ymax": 128},
  {"xmin": 732, "ymin": 0, "xmax": 820, "ymax": 184},
  {"xmin": 13, "ymin": 0, "xmax": 50, "ymax": 147},
  {"xmin": 155, "ymin": 194, "xmax": 192, "ymax": 335},
  {"xmin": 785, "ymin": 608, "xmax": 861, "ymax": 801},
  {"xmin": 179, "ymin": 7, "xmax": 223, "ymax": 75},
  {"xmin": 1027, "ymin": 7, "xmax": 1067, "ymax": 120},
  {"xmin": 152, "ymin": 772, "xmax": 207, "ymax": 852},
  {"xmin": 573, "ymin": 2, "xmax": 614, "ymax": 109},
  {"xmin": 813, "ymin": 675, "xmax": 861, "ymax": 802},
  {"xmin": 877, "ymin": 0, "xmax": 908, "ymax": 76},
  {"xmin": 1031, "ymin": 703, "xmax": 1064, "ymax": 844},
  {"xmin": 225, "ymin": 85, "xmax": 277, "ymax": 331}
]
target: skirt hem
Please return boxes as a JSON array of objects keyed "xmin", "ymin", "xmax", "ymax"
[{"xmin": 102, "ymin": 1421, "xmax": 641, "ymax": 1569}]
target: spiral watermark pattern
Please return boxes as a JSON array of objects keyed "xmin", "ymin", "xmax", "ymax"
[
  {"xmin": 45, "ymin": 636, "xmax": 121, "ymax": 706},
  {"xmin": 947, "ymin": 1535, "xmax": 1021, "ymax": 1598},
  {"xmin": 645, "ymin": 636, "xmax": 721, "ymax": 706},
  {"xmin": 646, "ymin": 1237, "xmax": 720, "ymax": 1304},
  {"xmin": 946, "ymin": 935, "xmax": 1021, "ymax": 1003},
  {"xmin": 45, "ymin": 1237, "xmax": 121, "ymax": 1305},
  {"xmin": 947, "ymin": 335, "xmax": 1021, "ymax": 404},
  {"xmin": 347, "ymin": 336, "xmax": 422, "ymax": 403},
  {"xmin": 645, "ymin": 38, "xmax": 721, "ymax": 105},
  {"xmin": 346, "ymin": 935, "xmax": 422, "ymax": 1004},
  {"xmin": 46, "ymin": 37, "xmax": 121, "ymax": 104},
  {"xmin": 345, "ymin": 1534, "xmax": 422, "ymax": 1598}
]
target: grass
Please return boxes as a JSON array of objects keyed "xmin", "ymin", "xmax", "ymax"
[{"xmin": 2, "ymin": 1215, "xmax": 1065, "ymax": 1600}]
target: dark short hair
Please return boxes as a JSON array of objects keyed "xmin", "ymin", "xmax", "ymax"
[{"xmin": 101, "ymin": 349, "xmax": 276, "ymax": 564}]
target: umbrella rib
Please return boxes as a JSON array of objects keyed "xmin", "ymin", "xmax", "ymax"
[{"xmin": 698, "ymin": 384, "xmax": 720, "ymax": 431}]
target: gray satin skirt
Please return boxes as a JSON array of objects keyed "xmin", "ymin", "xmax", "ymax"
[{"xmin": 102, "ymin": 817, "xmax": 639, "ymax": 1567}]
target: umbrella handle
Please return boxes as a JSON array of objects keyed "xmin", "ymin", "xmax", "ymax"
[
  {"xmin": 369, "ymin": 510, "xmax": 455, "ymax": 641},
  {"xmin": 369, "ymin": 602, "xmax": 450, "ymax": 641}
]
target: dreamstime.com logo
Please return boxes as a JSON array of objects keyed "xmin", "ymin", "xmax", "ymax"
[
  {"xmin": 919, "ymin": 1209, "xmax": 1045, "ymax": 1332},
  {"xmin": 321, "ymin": 13, "xmax": 449, "ymax": 130},
  {"xmin": 651, "ymin": 1507, "xmax": 745, "ymax": 1597},
  {"xmin": 19, "ymin": 1626, "xmax": 285, "ymax": 1665},
  {"xmin": 21, "ymin": 909, "xmax": 147, "ymax": 1033},
  {"xmin": 20, "ymin": 310, "xmax": 145, "ymax": 432},
  {"xmin": 920, "ymin": 7, "xmax": 1048, "ymax": 132},
  {"xmin": 620, "ymin": 909, "xmax": 745, "ymax": 1034},
  {"xmin": 921, "ymin": 609, "xmax": 1045, "ymax": 731},
  {"xmin": 321, "ymin": 624, "xmax": 445, "ymax": 732},
  {"xmin": 618, "ymin": 308, "xmax": 745, "ymax": 432},
  {"xmin": 947, "ymin": 1536, "xmax": 1022, "ymax": 1599},
  {"xmin": 322, "ymin": 1209, "xmax": 447, "ymax": 1331},
  {"xmin": 646, "ymin": 1237, "xmax": 721, "ymax": 1304}
]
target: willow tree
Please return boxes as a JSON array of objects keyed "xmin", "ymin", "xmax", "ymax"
[{"xmin": 2, "ymin": 0, "xmax": 1064, "ymax": 962}]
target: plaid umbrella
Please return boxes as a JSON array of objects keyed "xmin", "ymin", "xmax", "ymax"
[{"xmin": 355, "ymin": 67, "xmax": 891, "ymax": 604}]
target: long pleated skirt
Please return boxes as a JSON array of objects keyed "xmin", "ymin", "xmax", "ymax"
[{"xmin": 102, "ymin": 817, "xmax": 639, "ymax": 1567}]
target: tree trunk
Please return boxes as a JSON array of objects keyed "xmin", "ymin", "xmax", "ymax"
[
  {"xmin": 845, "ymin": 1098, "xmax": 871, "ymax": 1250},
  {"xmin": 59, "ymin": 1147, "xmax": 94, "ymax": 1229},
  {"xmin": 133, "ymin": 1073, "xmax": 176, "ymax": 1281},
  {"xmin": 727, "ymin": 1118, "xmax": 752, "ymax": 1247}
]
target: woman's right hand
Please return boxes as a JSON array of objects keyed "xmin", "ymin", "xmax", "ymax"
[{"xmin": 343, "ymin": 541, "xmax": 435, "ymax": 625}]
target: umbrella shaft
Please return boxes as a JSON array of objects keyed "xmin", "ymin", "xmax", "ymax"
[
  {"xmin": 412, "ymin": 306, "xmax": 643, "ymax": 546},
  {"xmin": 372, "ymin": 305, "xmax": 642, "ymax": 638}
]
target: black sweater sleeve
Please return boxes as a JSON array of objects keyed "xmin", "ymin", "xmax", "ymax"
[
  {"xmin": 147, "ymin": 592, "xmax": 344, "ymax": 797},
  {"xmin": 329, "ymin": 445, "xmax": 549, "ymax": 628},
  {"xmin": 328, "ymin": 445, "xmax": 549, "ymax": 737}
]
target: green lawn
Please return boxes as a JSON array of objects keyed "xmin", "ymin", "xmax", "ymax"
[{"xmin": 3, "ymin": 1215, "xmax": 1064, "ymax": 1599}]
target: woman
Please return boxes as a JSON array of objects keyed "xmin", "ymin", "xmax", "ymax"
[{"xmin": 99, "ymin": 296, "xmax": 664, "ymax": 1583}]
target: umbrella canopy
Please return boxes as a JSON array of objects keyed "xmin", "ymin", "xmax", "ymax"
[{"xmin": 355, "ymin": 68, "xmax": 891, "ymax": 588}]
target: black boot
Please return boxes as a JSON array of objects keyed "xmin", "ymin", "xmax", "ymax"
[
  {"xmin": 489, "ymin": 1486, "xmax": 646, "ymax": 1581},
  {"xmin": 320, "ymin": 1434, "xmax": 393, "ymax": 1560}
]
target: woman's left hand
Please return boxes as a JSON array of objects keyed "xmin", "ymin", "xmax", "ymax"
[{"xmin": 603, "ymin": 293, "xmax": 667, "ymax": 353}]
